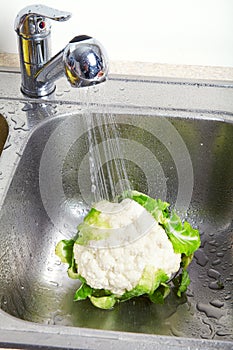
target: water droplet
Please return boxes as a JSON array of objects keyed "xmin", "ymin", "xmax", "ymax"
[
  {"xmin": 22, "ymin": 103, "xmax": 34, "ymax": 112},
  {"xmin": 209, "ymin": 280, "xmax": 224, "ymax": 290},
  {"xmin": 11, "ymin": 115, "xmax": 28, "ymax": 131},
  {"xmin": 200, "ymin": 319, "xmax": 215, "ymax": 339},
  {"xmin": 210, "ymin": 300, "xmax": 224, "ymax": 308},
  {"xmin": 49, "ymin": 281, "xmax": 59, "ymax": 287},
  {"xmin": 209, "ymin": 239, "xmax": 217, "ymax": 246},
  {"xmin": 208, "ymin": 268, "xmax": 221, "ymax": 279},
  {"xmin": 216, "ymin": 330, "xmax": 232, "ymax": 337},
  {"xmin": 196, "ymin": 302, "xmax": 225, "ymax": 319},
  {"xmin": 15, "ymin": 151, "xmax": 23, "ymax": 157},
  {"xmin": 212, "ymin": 258, "xmax": 221, "ymax": 266},
  {"xmin": 216, "ymin": 252, "xmax": 224, "ymax": 257},
  {"xmin": 186, "ymin": 289, "xmax": 194, "ymax": 297},
  {"xmin": 1, "ymin": 295, "xmax": 7, "ymax": 306},
  {"xmin": 194, "ymin": 249, "xmax": 209, "ymax": 267},
  {"xmin": 56, "ymin": 92, "xmax": 64, "ymax": 97},
  {"xmin": 91, "ymin": 184, "xmax": 96, "ymax": 192},
  {"xmin": 8, "ymin": 104, "xmax": 15, "ymax": 114}
]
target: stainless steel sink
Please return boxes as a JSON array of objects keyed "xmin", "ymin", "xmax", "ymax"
[{"xmin": 0, "ymin": 68, "xmax": 232, "ymax": 350}]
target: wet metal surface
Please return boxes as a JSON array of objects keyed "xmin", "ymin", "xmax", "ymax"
[{"xmin": 0, "ymin": 69, "xmax": 232, "ymax": 350}]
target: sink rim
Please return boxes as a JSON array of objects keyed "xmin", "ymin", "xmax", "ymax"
[{"xmin": 1, "ymin": 308, "xmax": 233, "ymax": 350}]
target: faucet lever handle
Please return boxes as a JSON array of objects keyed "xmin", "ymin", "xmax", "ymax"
[{"xmin": 15, "ymin": 5, "xmax": 71, "ymax": 35}]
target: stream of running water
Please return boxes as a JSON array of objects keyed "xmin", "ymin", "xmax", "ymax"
[{"xmin": 85, "ymin": 110, "xmax": 131, "ymax": 203}]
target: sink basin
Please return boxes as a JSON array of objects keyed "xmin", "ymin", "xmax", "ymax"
[
  {"xmin": 0, "ymin": 69, "xmax": 232, "ymax": 349},
  {"xmin": 1, "ymin": 110, "xmax": 233, "ymax": 337},
  {"xmin": 0, "ymin": 114, "xmax": 8, "ymax": 155}
]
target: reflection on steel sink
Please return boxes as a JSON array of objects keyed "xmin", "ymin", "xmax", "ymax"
[
  {"xmin": 0, "ymin": 69, "xmax": 232, "ymax": 350},
  {"xmin": 1, "ymin": 112, "xmax": 233, "ymax": 338}
]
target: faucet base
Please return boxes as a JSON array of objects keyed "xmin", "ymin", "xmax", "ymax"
[{"xmin": 21, "ymin": 83, "xmax": 56, "ymax": 98}]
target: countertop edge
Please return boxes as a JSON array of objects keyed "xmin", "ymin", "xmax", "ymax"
[{"xmin": 1, "ymin": 53, "xmax": 233, "ymax": 81}]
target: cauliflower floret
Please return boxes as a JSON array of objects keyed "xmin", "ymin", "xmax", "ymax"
[{"xmin": 73, "ymin": 199, "xmax": 181, "ymax": 295}]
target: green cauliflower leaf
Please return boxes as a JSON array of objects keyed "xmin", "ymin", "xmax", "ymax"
[{"xmin": 123, "ymin": 190, "xmax": 200, "ymax": 257}]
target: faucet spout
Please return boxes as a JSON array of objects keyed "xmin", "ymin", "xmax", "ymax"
[
  {"xmin": 15, "ymin": 5, "xmax": 108, "ymax": 97},
  {"xmin": 36, "ymin": 35, "xmax": 108, "ymax": 90}
]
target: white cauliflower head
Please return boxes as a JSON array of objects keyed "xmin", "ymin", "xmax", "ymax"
[{"xmin": 73, "ymin": 198, "xmax": 181, "ymax": 295}]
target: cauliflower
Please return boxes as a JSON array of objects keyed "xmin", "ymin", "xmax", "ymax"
[
  {"xmin": 73, "ymin": 199, "xmax": 181, "ymax": 295},
  {"xmin": 56, "ymin": 191, "xmax": 200, "ymax": 309}
]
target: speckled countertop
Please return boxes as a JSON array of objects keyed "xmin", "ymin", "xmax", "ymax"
[{"xmin": 1, "ymin": 53, "xmax": 233, "ymax": 81}]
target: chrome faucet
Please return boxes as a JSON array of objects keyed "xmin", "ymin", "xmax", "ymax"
[{"xmin": 15, "ymin": 5, "xmax": 108, "ymax": 97}]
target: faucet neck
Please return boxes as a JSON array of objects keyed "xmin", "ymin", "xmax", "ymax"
[
  {"xmin": 17, "ymin": 29, "xmax": 56, "ymax": 97},
  {"xmin": 15, "ymin": 5, "xmax": 71, "ymax": 97}
]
